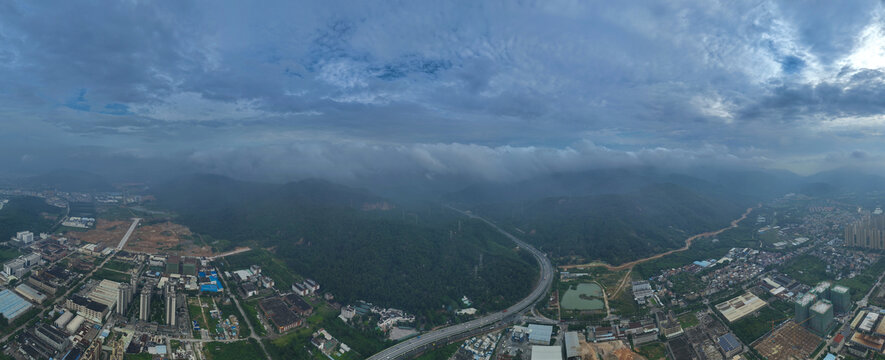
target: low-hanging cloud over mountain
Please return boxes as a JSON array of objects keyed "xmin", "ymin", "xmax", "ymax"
[{"xmin": 2, "ymin": 0, "xmax": 885, "ymax": 181}]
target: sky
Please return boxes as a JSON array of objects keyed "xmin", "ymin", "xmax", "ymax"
[{"xmin": 2, "ymin": 1, "xmax": 885, "ymax": 184}]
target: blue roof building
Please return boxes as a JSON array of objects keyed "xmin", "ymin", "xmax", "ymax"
[
  {"xmin": 200, "ymin": 284, "xmax": 223, "ymax": 292},
  {"xmin": 717, "ymin": 333, "xmax": 742, "ymax": 357},
  {"xmin": 0, "ymin": 289, "xmax": 33, "ymax": 320}
]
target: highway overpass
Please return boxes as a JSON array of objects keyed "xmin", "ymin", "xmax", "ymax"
[{"xmin": 367, "ymin": 207, "xmax": 555, "ymax": 360}]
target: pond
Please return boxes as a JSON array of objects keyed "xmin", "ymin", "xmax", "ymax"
[{"xmin": 560, "ymin": 282, "xmax": 605, "ymax": 311}]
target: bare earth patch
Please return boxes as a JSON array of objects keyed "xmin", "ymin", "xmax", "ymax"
[
  {"xmin": 124, "ymin": 221, "xmax": 214, "ymax": 256},
  {"xmin": 67, "ymin": 219, "xmax": 130, "ymax": 248},
  {"xmin": 581, "ymin": 340, "xmax": 646, "ymax": 360}
]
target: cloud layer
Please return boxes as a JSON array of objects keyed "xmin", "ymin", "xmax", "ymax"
[{"xmin": 2, "ymin": 1, "xmax": 885, "ymax": 181}]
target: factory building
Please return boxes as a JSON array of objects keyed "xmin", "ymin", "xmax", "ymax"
[
  {"xmin": 66, "ymin": 314, "xmax": 86, "ymax": 334},
  {"xmin": 809, "ymin": 300, "xmax": 834, "ymax": 336},
  {"xmin": 528, "ymin": 324, "xmax": 554, "ymax": 345},
  {"xmin": 139, "ymin": 290, "xmax": 151, "ymax": 321},
  {"xmin": 11, "ymin": 231, "xmax": 34, "ymax": 246},
  {"xmin": 0, "ymin": 289, "xmax": 32, "ymax": 321},
  {"xmin": 531, "ymin": 346, "xmax": 563, "ymax": 360},
  {"xmin": 65, "ymin": 295, "xmax": 109, "ymax": 323},
  {"xmin": 34, "ymin": 323, "xmax": 70, "ymax": 352},
  {"xmin": 89, "ymin": 279, "xmax": 121, "ymax": 310},
  {"xmin": 54, "ymin": 311, "xmax": 73, "ymax": 329},
  {"xmin": 4, "ymin": 253, "xmax": 43, "ymax": 277},
  {"xmin": 564, "ymin": 332, "xmax": 581, "ymax": 360}
]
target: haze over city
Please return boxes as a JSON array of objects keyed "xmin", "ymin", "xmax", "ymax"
[
  {"xmin": 2, "ymin": 1, "xmax": 885, "ymax": 186},
  {"xmin": 4, "ymin": 2, "xmax": 885, "ymax": 360}
]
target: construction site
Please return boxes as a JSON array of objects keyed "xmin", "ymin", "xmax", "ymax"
[
  {"xmin": 122, "ymin": 221, "xmax": 214, "ymax": 257},
  {"xmin": 753, "ymin": 321, "xmax": 821, "ymax": 360},
  {"xmin": 68, "ymin": 219, "xmax": 131, "ymax": 248},
  {"xmin": 580, "ymin": 340, "xmax": 648, "ymax": 360},
  {"xmin": 71, "ymin": 219, "xmax": 214, "ymax": 257}
]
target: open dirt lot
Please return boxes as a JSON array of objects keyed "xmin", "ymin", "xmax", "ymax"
[
  {"xmin": 124, "ymin": 221, "xmax": 214, "ymax": 257},
  {"xmin": 67, "ymin": 219, "xmax": 131, "ymax": 248},
  {"xmin": 754, "ymin": 321, "xmax": 821, "ymax": 360},
  {"xmin": 581, "ymin": 340, "xmax": 646, "ymax": 360}
]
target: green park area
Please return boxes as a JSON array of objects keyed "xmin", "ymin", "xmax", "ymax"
[
  {"xmin": 204, "ymin": 339, "xmax": 268, "ymax": 360},
  {"xmin": 635, "ymin": 343, "xmax": 668, "ymax": 360}
]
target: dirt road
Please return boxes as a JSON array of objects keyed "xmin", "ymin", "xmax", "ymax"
[{"xmin": 560, "ymin": 205, "xmax": 757, "ymax": 272}]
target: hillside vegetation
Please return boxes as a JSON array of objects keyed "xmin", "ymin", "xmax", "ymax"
[
  {"xmin": 153, "ymin": 175, "xmax": 537, "ymax": 323},
  {"xmin": 472, "ymin": 183, "xmax": 747, "ymax": 265},
  {"xmin": 0, "ymin": 196, "xmax": 63, "ymax": 240}
]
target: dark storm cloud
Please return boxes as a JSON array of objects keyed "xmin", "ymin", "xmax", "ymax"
[{"xmin": 1, "ymin": 0, "xmax": 885, "ymax": 180}]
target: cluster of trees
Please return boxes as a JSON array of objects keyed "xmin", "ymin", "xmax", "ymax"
[
  {"xmin": 153, "ymin": 175, "xmax": 537, "ymax": 321},
  {"xmin": 0, "ymin": 196, "xmax": 63, "ymax": 241},
  {"xmin": 475, "ymin": 183, "xmax": 747, "ymax": 265}
]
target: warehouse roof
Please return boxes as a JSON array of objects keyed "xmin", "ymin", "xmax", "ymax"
[
  {"xmin": 716, "ymin": 292, "xmax": 766, "ymax": 322},
  {"xmin": 531, "ymin": 346, "xmax": 562, "ymax": 360},
  {"xmin": 564, "ymin": 332, "xmax": 580, "ymax": 358},
  {"xmin": 0, "ymin": 289, "xmax": 32, "ymax": 320},
  {"xmin": 528, "ymin": 324, "xmax": 553, "ymax": 344},
  {"xmin": 718, "ymin": 333, "xmax": 741, "ymax": 353}
]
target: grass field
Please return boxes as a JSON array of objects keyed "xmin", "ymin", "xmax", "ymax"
[
  {"xmin": 91, "ymin": 268, "xmax": 132, "ymax": 283},
  {"xmin": 837, "ymin": 258, "xmax": 885, "ymax": 301},
  {"xmin": 189, "ymin": 299, "xmax": 207, "ymax": 330},
  {"xmin": 678, "ymin": 313, "xmax": 699, "ymax": 328},
  {"xmin": 781, "ymin": 255, "xmax": 828, "ymax": 286},
  {"xmin": 730, "ymin": 306, "xmax": 787, "ymax": 344},
  {"xmin": 203, "ymin": 297, "xmax": 220, "ymax": 334},
  {"xmin": 635, "ymin": 343, "xmax": 667, "ymax": 360},
  {"xmin": 608, "ymin": 289, "xmax": 644, "ymax": 319},
  {"xmin": 0, "ymin": 246, "xmax": 20, "ymax": 263},
  {"xmin": 561, "ymin": 267, "xmax": 631, "ymax": 294},
  {"xmin": 204, "ymin": 339, "xmax": 267, "ymax": 360},
  {"xmin": 104, "ymin": 260, "xmax": 134, "ymax": 272}
]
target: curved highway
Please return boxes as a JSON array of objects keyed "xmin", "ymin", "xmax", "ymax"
[{"xmin": 368, "ymin": 207, "xmax": 555, "ymax": 360}]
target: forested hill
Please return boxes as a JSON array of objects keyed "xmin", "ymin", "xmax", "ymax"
[
  {"xmin": 470, "ymin": 183, "xmax": 747, "ymax": 266},
  {"xmin": 152, "ymin": 174, "xmax": 537, "ymax": 324},
  {"xmin": 0, "ymin": 196, "xmax": 64, "ymax": 240},
  {"xmin": 444, "ymin": 167, "xmax": 799, "ymax": 205}
]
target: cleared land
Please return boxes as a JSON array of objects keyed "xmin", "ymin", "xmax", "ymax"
[
  {"xmin": 124, "ymin": 221, "xmax": 213, "ymax": 256},
  {"xmin": 581, "ymin": 340, "xmax": 646, "ymax": 360},
  {"xmin": 754, "ymin": 321, "xmax": 821, "ymax": 360},
  {"xmin": 68, "ymin": 219, "xmax": 131, "ymax": 247}
]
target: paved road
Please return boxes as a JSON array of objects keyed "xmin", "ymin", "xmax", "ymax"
[
  {"xmin": 117, "ymin": 218, "xmax": 142, "ymax": 250},
  {"xmin": 367, "ymin": 207, "xmax": 554, "ymax": 360},
  {"xmin": 208, "ymin": 247, "xmax": 252, "ymax": 260},
  {"xmin": 214, "ymin": 266, "xmax": 272, "ymax": 359}
]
